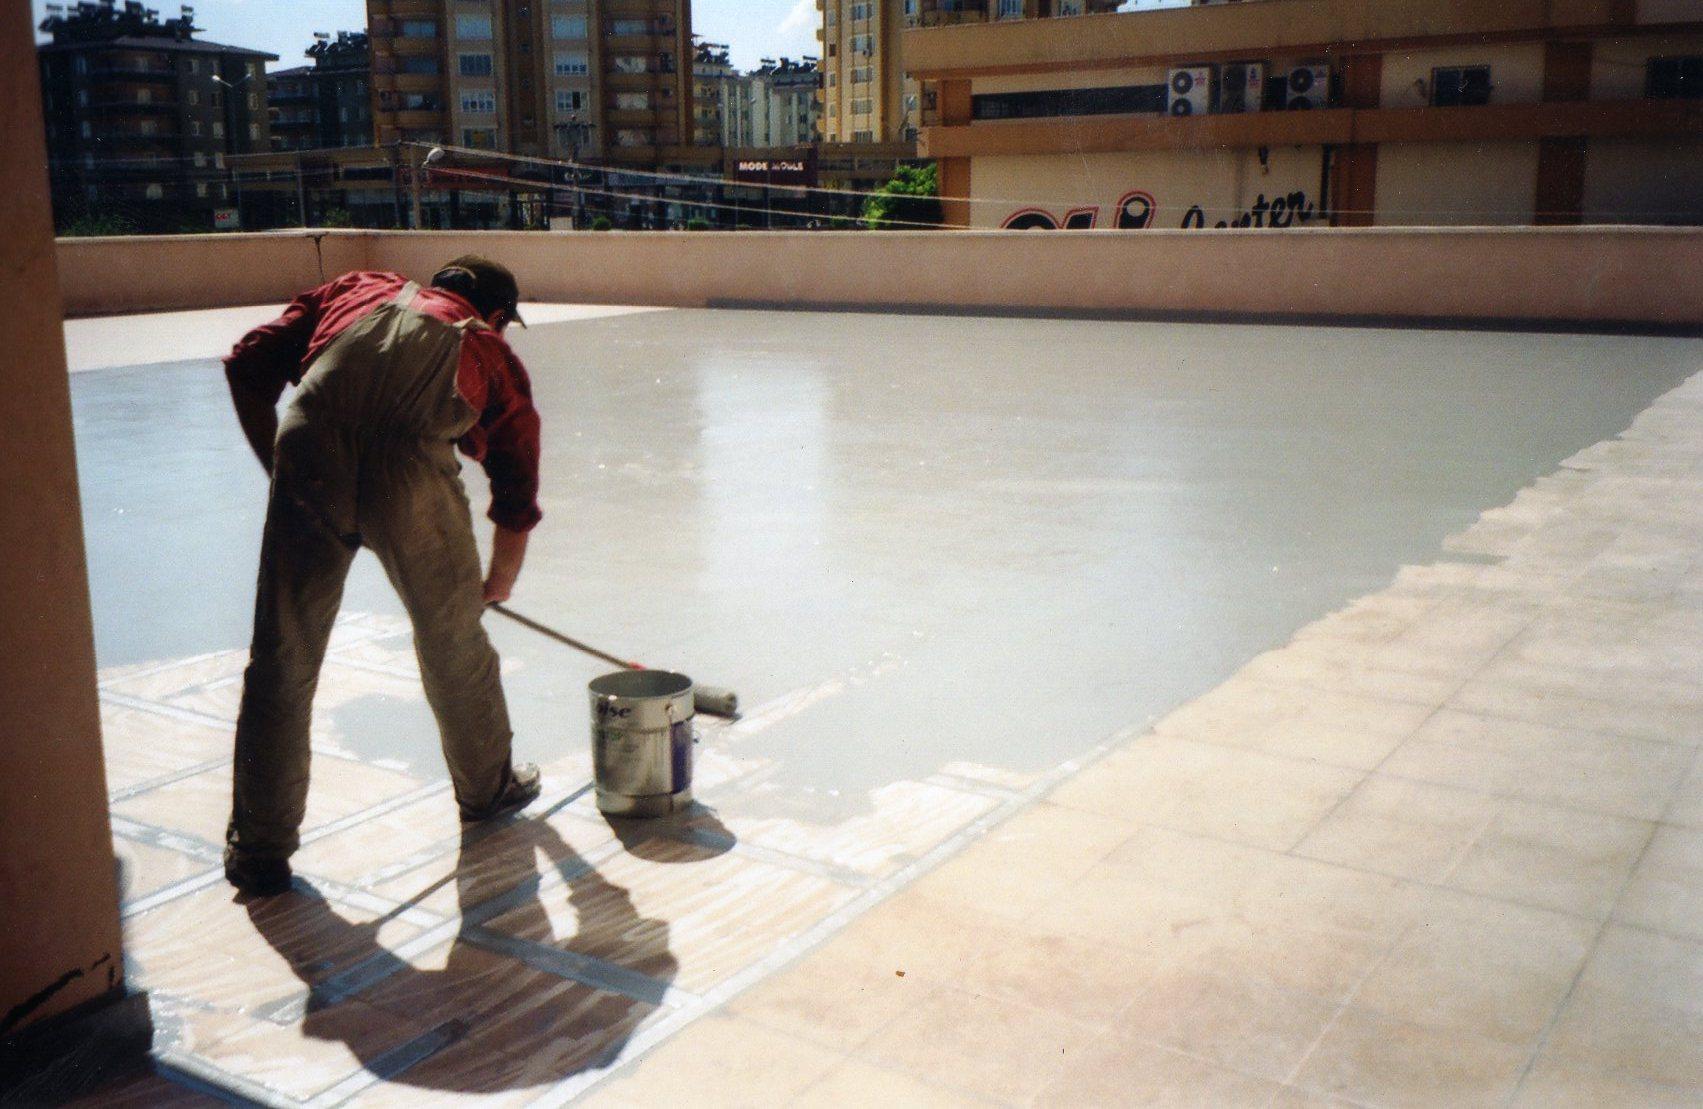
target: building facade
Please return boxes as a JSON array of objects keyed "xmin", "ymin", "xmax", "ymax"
[
  {"xmin": 817, "ymin": 0, "xmax": 1120, "ymax": 144},
  {"xmin": 269, "ymin": 34, "xmax": 372, "ymax": 154},
  {"xmin": 910, "ymin": 0, "xmax": 1703, "ymax": 229},
  {"xmin": 718, "ymin": 57, "xmax": 822, "ymax": 148},
  {"xmin": 366, "ymin": 0, "xmax": 695, "ymax": 170},
  {"xmin": 693, "ymin": 39, "xmax": 735, "ymax": 146},
  {"xmin": 37, "ymin": 0, "xmax": 275, "ymax": 232}
]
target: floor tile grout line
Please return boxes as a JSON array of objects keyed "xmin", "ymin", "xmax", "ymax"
[
  {"xmin": 1501, "ymin": 815, "xmax": 1665, "ymax": 1106},
  {"xmin": 154, "ymin": 1046, "xmax": 305, "ymax": 1109},
  {"xmin": 527, "ymin": 718, "xmax": 1152, "ymax": 1108},
  {"xmin": 109, "ymin": 756, "xmax": 235, "ymax": 805},
  {"xmin": 98, "ymin": 647, "xmax": 239, "ymax": 691},
  {"xmin": 99, "ymin": 687, "xmax": 236, "ymax": 729}
]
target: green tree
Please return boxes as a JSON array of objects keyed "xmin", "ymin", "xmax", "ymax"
[
  {"xmin": 861, "ymin": 163, "xmax": 942, "ymax": 231},
  {"xmin": 589, "ymin": 216, "xmax": 614, "ymax": 231},
  {"xmin": 684, "ymin": 217, "xmax": 712, "ymax": 231},
  {"xmin": 61, "ymin": 212, "xmax": 137, "ymax": 237}
]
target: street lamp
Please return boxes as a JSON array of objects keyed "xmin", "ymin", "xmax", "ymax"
[
  {"xmin": 553, "ymin": 116, "xmax": 592, "ymax": 228},
  {"xmin": 411, "ymin": 145, "xmax": 444, "ymax": 230}
]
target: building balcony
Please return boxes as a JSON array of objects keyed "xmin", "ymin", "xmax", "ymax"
[
  {"xmin": 607, "ymin": 108, "xmax": 661, "ymax": 127},
  {"xmin": 87, "ymin": 65, "xmax": 178, "ymax": 82}
]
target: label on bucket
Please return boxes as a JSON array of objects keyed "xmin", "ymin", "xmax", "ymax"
[{"xmin": 671, "ymin": 720, "xmax": 693, "ymax": 792}]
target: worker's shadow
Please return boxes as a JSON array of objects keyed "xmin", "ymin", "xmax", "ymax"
[{"xmin": 247, "ymin": 806, "xmax": 732, "ymax": 1093}]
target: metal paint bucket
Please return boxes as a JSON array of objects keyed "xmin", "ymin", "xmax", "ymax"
[{"xmin": 588, "ymin": 669, "xmax": 695, "ymax": 817}]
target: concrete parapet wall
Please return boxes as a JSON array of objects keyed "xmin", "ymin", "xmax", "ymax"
[
  {"xmin": 57, "ymin": 226, "xmax": 1703, "ymax": 330},
  {"xmin": 56, "ymin": 231, "xmax": 371, "ymax": 317}
]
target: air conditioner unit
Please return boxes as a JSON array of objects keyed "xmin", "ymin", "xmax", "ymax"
[
  {"xmin": 1168, "ymin": 66, "xmax": 1213, "ymax": 117},
  {"xmin": 1220, "ymin": 62, "xmax": 1266, "ymax": 113},
  {"xmin": 1286, "ymin": 64, "xmax": 1331, "ymax": 110}
]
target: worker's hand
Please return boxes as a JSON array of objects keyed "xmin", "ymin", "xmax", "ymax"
[
  {"xmin": 482, "ymin": 574, "xmax": 515, "ymax": 605},
  {"xmin": 484, "ymin": 525, "xmax": 529, "ymax": 604}
]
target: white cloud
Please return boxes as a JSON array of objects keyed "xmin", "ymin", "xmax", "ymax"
[{"xmin": 778, "ymin": 0, "xmax": 816, "ymax": 37}]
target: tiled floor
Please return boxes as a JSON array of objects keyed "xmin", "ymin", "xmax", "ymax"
[
  {"xmin": 577, "ymin": 371, "xmax": 1703, "ymax": 1106},
  {"xmin": 70, "ymin": 307, "xmax": 1703, "ymax": 1105}
]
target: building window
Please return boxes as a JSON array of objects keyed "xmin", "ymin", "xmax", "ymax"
[
  {"xmin": 145, "ymin": 183, "xmax": 164, "ymax": 200},
  {"xmin": 850, "ymin": 34, "xmax": 873, "ymax": 55},
  {"xmin": 248, "ymin": 123, "xmax": 259, "ymax": 141},
  {"xmin": 852, "ymin": 66, "xmax": 872, "ymax": 84},
  {"xmin": 402, "ymin": 56, "xmax": 442, "ymax": 75},
  {"xmin": 613, "ymin": 55, "xmax": 648, "ymax": 75},
  {"xmin": 400, "ymin": 20, "xmax": 437, "ymax": 38},
  {"xmin": 850, "ymin": 2, "xmax": 873, "ymax": 19},
  {"xmin": 1431, "ymin": 65, "xmax": 1492, "ymax": 107},
  {"xmin": 247, "ymin": 92, "xmax": 258, "ymax": 110},
  {"xmin": 194, "ymin": 152, "xmax": 206, "ymax": 167},
  {"xmin": 853, "ymin": 129, "xmax": 873, "ymax": 141},
  {"xmin": 80, "ymin": 120, "xmax": 92, "ymax": 138},
  {"xmin": 998, "ymin": 0, "xmax": 1023, "ymax": 17},
  {"xmin": 555, "ymin": 89, "xmax": 585, "ymax": 112},
  {"xmin": 1647, "ymin": 56, "xmax": 1703, "ymax": 99},
  {"xmin": 850, "ymin": 98, "xmax": 872, "ymax": 115},
  {"xmin": 455, "ymin": 13, "xmax": 493, "ymax": 39},
  {"xmin": 190, "ymin": 120, "xmax": 202, "ymax": 136},
  {"xmin": 196, "ymin": 182, "xmax": 209, "ymax": 197},
  {"xmin": 462, "ymin": 127, "xmax": 497, "ymax": 149},
  {"xmin": 1057, "ymin": 0, "xmax": 1085, "ymax": 12},
  {"xmin": 608, "ymin": 19, "xmax": 649, "ymax": 35},
  {"xmin": 615, "ymin": 128, "xmax": 649, "ymax": 146},
  {"xmin": 554, "ymin": 51, "xmax": 589, "ymax": 76},
  {"xmin": 188, "ymin": 89, "xmax": 199, "ymax": 105},
  {"xmin": 459, "ymin": 53, "xmax": 494, "ymax": 76},
  {"xmin": 212, "ymin": 121, "xmax": 225, "ymax": 137},
  {"xmin": 460, "ymin": 89, "xmax": 497, "ymax": 114},
  {"xmin": 139, "ymin": 119, "xmax": 157, "ymax": 135},
  {"xmin": 551, "ymin": 14, "xmax": 587, "ymax": 39},
  {"xmin": 615, "ymin": 91, "xmax": 651, "ymax": 110}
]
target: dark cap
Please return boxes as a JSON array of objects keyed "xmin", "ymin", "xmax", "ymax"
[{"xmin": 430, "ymin": 255, "xmax": 526, "ymax": 328}]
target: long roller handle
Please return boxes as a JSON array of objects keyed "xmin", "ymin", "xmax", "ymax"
[
  {"xmin": 488, "ymin": 603, "xmax": 740, "ymax": 719},
  {"xmin": 488, "ymin": 603, "xmax": 642, "ymax": 670}
]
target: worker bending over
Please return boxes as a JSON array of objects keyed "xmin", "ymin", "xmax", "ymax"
[{"xmin": 221, "ymin": 256, "xmax": 543, "ymax": 897}]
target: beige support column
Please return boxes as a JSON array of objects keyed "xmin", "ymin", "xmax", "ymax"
[{"xmin": 0, "ymin": 2, "xmax": 147, "ymax": 1095}]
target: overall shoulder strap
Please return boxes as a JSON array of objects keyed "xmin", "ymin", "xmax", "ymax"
[{"xmin": 393, "ymin": 280, "xmax": 422, "ymax": 310}]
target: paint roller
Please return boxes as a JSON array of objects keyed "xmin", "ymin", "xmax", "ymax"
[{"xmin": 488, "ymin": 603, "xmax": 740, "ymax": 719}]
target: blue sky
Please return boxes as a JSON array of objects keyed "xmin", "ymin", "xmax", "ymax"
[{"xmin": 31, "ymin": 0, "xmax": 828, "ymax": 71}]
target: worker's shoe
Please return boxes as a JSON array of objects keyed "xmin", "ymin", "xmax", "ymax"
[
  {"xmin": 224, "ymin": 849, "xmax": 293, "ymax": 897},
  {"xmin": 460, "ymin": 762, "xmax": 542, "ymax": 823}
]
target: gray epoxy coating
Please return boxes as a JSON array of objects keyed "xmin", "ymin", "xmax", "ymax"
[{"xmin": 72, "ymin": 309, "xmax": 1699, "ymax": 808}]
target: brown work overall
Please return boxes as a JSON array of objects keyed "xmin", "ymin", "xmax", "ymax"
[{"xmin": 227, "ymin": 283, "xmax": 512, "ymax": 863}]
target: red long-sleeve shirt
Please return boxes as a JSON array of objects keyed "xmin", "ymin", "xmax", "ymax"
[{"xmin": 224, "ymin": 270, "xmax": 543, "ymax": 532}]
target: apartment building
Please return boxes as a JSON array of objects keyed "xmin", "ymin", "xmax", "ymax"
[
  {"xmin": 819, "ymin": 0, "xmax": 914, "ymax": 143},
  {"xmin": 367, "ymin": 0, "xmax": 695, "ymax": 168},
  {"xmin": 268, "ymin": 32, "xmax": 373, "ymax": 152},
  {"xmin": 910, "ymin": 0, "xmax": 1703, "ymax": 228},
  {"xmin": 693, "ymin": 39, "xmax": 735, "ymax": 146},
  {"xmin": 818, "ymin": 0, "xmax": 1122, "ymax": 143},
  {"xmin": 718, "ymin": 57, "xmax": 823, "ymax": 148},
  {"xmin": 37, "ymin": 1, "xmax": 275, "ymax": 232}
]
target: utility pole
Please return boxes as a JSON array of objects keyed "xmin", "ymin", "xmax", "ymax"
[
  {"xmin": 410, "ymin": 161, "xmax": 423, "ymax": 229},
  {"xmin": 295, "ymin": 153, "xmax": 308, "ymax": 227}
]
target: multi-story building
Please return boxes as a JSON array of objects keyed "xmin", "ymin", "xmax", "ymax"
[
  {"xmin": 366, "ymin": 0, "xmax": 695, "ymax": 170},
  {"xmin": 37, "ymin": 0, "xmax": 275, "ymax": 232},
  {"xmin": 818, "ymin": 0, "xmax": 1120, "ymax": 144},
  {"xmin": 716, "ymin": 57, "xmax": 823, "ymax": 148},
  {"xmin": 693, "ymin": 39, "xmax": 735, "ymax": 146},
  {"xmin": 269, "ymin": 33, "xmax": 373, "ymax": 153},
  {"xmin": 912, "ymin": 0, "xmax": 1703, "ymax": 229},
  {"xmin": 820, "ymin": 0, "xmax": 912, "ymax": 143},
  {"xmin": 747, "ymin": 57, "xmax": 822, "ymax": 147}
]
